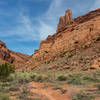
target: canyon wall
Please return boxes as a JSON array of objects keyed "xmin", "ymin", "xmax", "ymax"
[
  {"xmin": 25, "ymin": 8, "xmax": 100, "ymax": 70},
  {"xmin": 0, "ymin": 40, "xmax": 30, "ymax": 68}
]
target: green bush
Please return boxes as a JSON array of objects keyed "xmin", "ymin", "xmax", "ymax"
[
  {"xmin": 96, "ymin": 37, "xmax": 100, "ymax": 41},
  {"xmin": 57, "ymin": 74, "xmax": 67, "ymax": 81},
  {"xmin": 0, "ymin": 63, "xmax": 15, "ymax": 78},
  {"xmin": 67, "ymin": 74, "xmax": 83, "ymax": 85},
  {"xmin": 68, "ymin": 54, "xmax": 73, "ymax": 58},
  {"xmin": 60, "ymin": 51, "xmax": 67, "ymax": 58},
  {"xmin": 72, "ymin": 92, "xmax": 94, "ymax": 100},
  {"xmin": 8, "ymin": 72, "xmax": 39, "ymax": 83},
  {"xmin": 0, "ymin": 93, "xmax": 10, "ymax": 100},
  {"xmin": 30, "ymin": 72, "xmax": 37, "ymax": 80},
  {"xmin": 96, "ymin": 84, "xmax": 100, "ymax": 90},
  {"xmin": 35, "ymin": 74, "xmax": 48, "ymax": 82},
  {"xmin": 9, "ymin": 84, "xmax": 19, "ymax": 91},
  {"xmin": 0, "ymin": 85, "xmax": 3, "ymax": 91},
  {"xmin": 8, "ymin": 72, "xmax": 31, "ymax": 83},
  {"xmin": 7, "ymin": 73, "xmax": 16, "ymax": 81},
  {"xmin": 82, "ymin": 75, "xmax": 99, "ymax": 82}
]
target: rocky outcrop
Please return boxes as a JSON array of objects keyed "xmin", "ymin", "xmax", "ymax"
[
  {"xmin": 25, "ymin": 8, "xmax": 100, "ymax": 70},
  {"xmin": 57, "ymin": 9, "xmax": 74, "ymax": 33},
  {"xmin": 0, "ymin": 40, "xmax": 30, "ymax": 68},
  {"xmin": 0, "ymin": 40, "xmax": 15, "ymax": 63},
  {"xmin": 57, "ymin": 8, "xmax": 100, "ymax": 33}
]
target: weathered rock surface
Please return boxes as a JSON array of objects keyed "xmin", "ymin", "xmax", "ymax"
[
  {"xmin": 57, "ymin": 9, "xmax": 74, "ymax": 33},
  {"xmin": 0, "ymin": 40, "xmax": 30, "ymax": 68},
  {"xmin": 24, "ymin": 8, "xmax": 100, "ymax": 70}
]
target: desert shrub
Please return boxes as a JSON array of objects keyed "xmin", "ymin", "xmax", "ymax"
[
  {"xmin": 8, "ymin": 72, "xmax": 32, "ymax": 83},
  {"xmin": 68, "ymin": 54, "xmax": 73, "ymax": 58},
  {"xmin": 60, "ymin": 89, "xmax": 67, "ymax": 94},
  {"xmin": 30, "ymin": 72, "xmax": 37, "ymax": 80},
  {"xmin": 53, "ymin": 85, "xmax": 67, "ymax": 94},
  {"xmin": 35, "ymin": 75, "xmax": 44, "ymax": 82},
  {"xmin": 68, "ymin": 77, "xmax": 82, "ymax": 85},
  {"xmin": 67, "ymin": 73, "xmax": 99, "ymax": 85},
  {"xmin": 93, "ymin": 70, "xmax": 100, "ymax": 79},
  {"xmin": 0, "ymin": 63, "xmax": 14, "ymax": 78},
  {"xmin": 72, "ymin": 92, "xmax": 94, "ymax": 100},
  {"xmin": 45, "ymin": 60, "xmax": 51, "ymax": 64},
  {"xmin": 96, "ymin": 37, "xmax": 100, "ymax": 41},
  {"xmin": 0, "ymin": 85, "xmax": 3, "ymax": 91},
  {"xmin": 82, "ymin": 74, "xmax": 99, "ymax": 82},
  {"xmin": 9, "ymin": 84, "xmax": 19, "ymax": 91},
  {"xmin": 8, "ymin": 72, "xmax": 49, "ymax": 83},
  {"xmin": 96, "ymin": 84, "xmax": 100, "ymax": 90},
  {"xmin": 7, "ymin": 73, "xmax": 16, "ymax": 81},
  {"xmin": 35, "ymin": 74, "xmax": 48, "ymax": 82},
  {"xmin": 53, "ymin": 85, "xmax": 62, "ymax": 90},
  {"xmin": 0, "ymin": 93, "xmax": 10, "ymax": 100},
  {"xmin": 60, "ymin": 51, "xmax": 67, "ymax": 58},
  {"xmin": 57, "ymin": 74, "xmax": 67, "ymax": 81},
  {"xmin": 67, "ymin": 74, "xmax": 83, "ymax": 85}
]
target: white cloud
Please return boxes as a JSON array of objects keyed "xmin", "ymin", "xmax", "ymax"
[
  {"xmin": 38, "ymin": 0, "xmax": 66, "ymax": 40},
  {"xmin": 39, "ymin": 20, "xmax": 55, "ymax": 40},
  {"xmin": 2, "ymin": 13, "xmax": 40, "ymax": 42},
  {"xmin": 1, "ymin": 0, "xmax": 97, "ymax": 42},
  {"xmin": 0, "ymin": 0, "xmax": 68, "ymax": 41},
  {"xmin": 90, "ymin": 0, "xmax": 100, "ymax": 10},
  {"xmin": 17, "ymin": 14, "xmax": 39, "ymax": 41}
]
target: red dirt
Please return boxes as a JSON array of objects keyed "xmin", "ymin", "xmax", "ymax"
[{"xmin": 29, "ymin": 82, "xmax": 71, "ymax": 100}]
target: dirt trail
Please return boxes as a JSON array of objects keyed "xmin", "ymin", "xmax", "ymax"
[{"xmin": 29, "ymin": 82, "xmax": 71, "ymax": 100}]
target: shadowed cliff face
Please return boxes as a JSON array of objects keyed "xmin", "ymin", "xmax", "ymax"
[
  {"xmin": 23, "ymin": 8, "xmax": 100, "ymax": 71},
  {"xmin": 0, "ymin": 40, "xmax": 15, "ymax": 63},
  {"xmin": 0, "ymin": 40, "xmax": 30, "ymax": 68}
]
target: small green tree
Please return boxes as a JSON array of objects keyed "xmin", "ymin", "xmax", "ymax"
[{"xmin": 0, "ymin": 62, "xmax": 15, "ymax": 78}]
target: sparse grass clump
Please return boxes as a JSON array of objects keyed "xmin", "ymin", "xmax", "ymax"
[
  {"xmin": 8, "ymin": 72, "xmax": 32, "ymax": 83},
  {"xmin": 72, "ymin": 92, "xmax": 94, "ymax": 100},
  {"xmin": 35, "ymin": 74, "xmax": 48, "ymax": 82},
  {"xmin": 82, "ymin": 74, "xmax": 99, "ymax": 82},
  {"xmin": 67, "ymin": 74, "xmax": 83, "ymax": 85},
  {"xmin": 53, "ymin": 85, "xmax": 62, "ymax": 90},
  {"xmin": 60, "ymin": 51, "xmax": 67, "ymax": 58},
  {"xmin": 0, "ymin": 85, "xmax": 3, "ymax": 91},
  {"xmin": 68, "ymin": 54, "xmax": 73, "ymax": 58},
  {"xmin": 8, "ymin": 71, "xmax": 49, "ymax": 83},
  {"xmin": 96, "ymin": 84, "xmax": 100, "ymax": 91},
  {"xmin": 9, "ymin": 84, "xmax": 19, "ymax": 91},
  {"xmin": 57, "ymin": 74, "xmax": 67, "ymax": 81},
  {"xmin": 30, "ymin": 72, "xmax": 37, "ymax": 80},
  {"xmin": 0, "ymin": 93, "xmax": 10, "ymax": 100}
]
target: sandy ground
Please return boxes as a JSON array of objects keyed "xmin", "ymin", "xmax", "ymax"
[{"xmin": 29, "ymin": 82, "xmax": 72, "ymax": 100}]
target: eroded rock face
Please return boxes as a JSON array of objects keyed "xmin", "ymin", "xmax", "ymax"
[
  {"xmin": 90, "ymin": 58, "xmax": 100, "ymax": 69},
  {"xmin": 25, "ymin": 8, "xmax": 100, "ymax": 70},
  {"xmin": 0, "ymin": 40, "xmax": 15, "ymax": 63},
  {"xmin": 0, "ymin": 40, "xmax": 30, "ymax": 68},
  {"xmin": 57, "ymin": 9, "xmax": 74, "ymax": 33}
]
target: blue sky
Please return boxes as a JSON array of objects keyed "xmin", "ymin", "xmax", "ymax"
[{"xmin": 0, "ymin": 0, "xmax": 99, "ymax": 55}]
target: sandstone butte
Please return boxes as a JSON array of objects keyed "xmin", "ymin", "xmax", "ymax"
[
  {"xmin": 0, "ymin": 40, "xmax": 30, "ymax": 68},
  {"xmin": 24, "ymin": 8, "xmax": 100, "ymax": 70}
]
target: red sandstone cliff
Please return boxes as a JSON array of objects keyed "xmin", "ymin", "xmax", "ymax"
[
  {"xmin": 0, "ymin": 40, "xmax": 30, "ymax": 68},
  {"xmin": 24, "ymin": 8, "xmax": 100, "ymax": 70}
]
